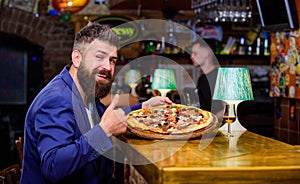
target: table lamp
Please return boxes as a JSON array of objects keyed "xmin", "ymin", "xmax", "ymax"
[
  {"xmin": 125, "ymin": 69, "xmax": 141, "ymax": 97},
  {"xmin": 213, "ymin": 67, "xmax": 254, "ymax": 136},
  {"xmin": 151, "ymin": 69, "xmax": 177, "ymax": 97}
]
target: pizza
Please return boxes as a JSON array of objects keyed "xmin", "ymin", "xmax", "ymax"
[{"xmin": 127, "ymin": 104, "xmax": 214, "ymax": 135}]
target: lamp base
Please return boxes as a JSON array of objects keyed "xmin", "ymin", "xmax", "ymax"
[
  {"xmin": 129, "ymin": 84, "xmax": 138, "ymax": 97},
  {"xmin": 219, "ymin": 119, "xmax": 247, "ymax": 131},
  {"xmin": 219, "ymin": 130, "xmax": 246, "ymax": 150},
  {"xmin": 219, "ymin": 100, "xmax": 247, "ymax": 132}
]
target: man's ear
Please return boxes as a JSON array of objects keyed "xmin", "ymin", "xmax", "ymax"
[
  {"xmin": 204, "ymin": 48, "xmax": 212, "ymax": 58},
  {"xmin": 71, "ymin": 50, "xmax": 81, "ymax": 68}
]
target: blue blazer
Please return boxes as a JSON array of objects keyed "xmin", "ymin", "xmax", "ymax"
[{"xmin": 20, "ymin": 66, "xmax": 141, "ymax": 184}]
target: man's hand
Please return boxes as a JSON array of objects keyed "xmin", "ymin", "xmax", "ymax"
[
  {"xmin": 99, "ymin": 94, "xmax": 127, "ymax": 137},
  {"xmin": 142, "ymin": 96, "xmax": 173, "ymax": 108}
]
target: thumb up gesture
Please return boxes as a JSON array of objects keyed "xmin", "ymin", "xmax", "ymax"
[{"xmin": 99, "ymin": 94, "xmax": 127, "ymax": 136}]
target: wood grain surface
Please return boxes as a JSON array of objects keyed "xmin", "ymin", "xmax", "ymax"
[{"xmin": 115, "ymin": 131, "xmax": 300, "ymax": 184}]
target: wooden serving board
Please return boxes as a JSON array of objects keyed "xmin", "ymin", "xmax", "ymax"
[{"xmin": 126, "ymin": 114, "xmax": 219, "ymax": 140}]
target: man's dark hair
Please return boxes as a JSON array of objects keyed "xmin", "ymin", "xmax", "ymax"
[
  {"xmin": 73, "ymin": 22, "xmax": 119, "ymax": 53},
  {"xmin": 192, "ymin": 38, "xmax": 220, "ymax": 54}
]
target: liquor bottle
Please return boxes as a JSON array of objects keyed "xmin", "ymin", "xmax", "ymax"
[
  {"xmin": 255, "ymin": 37, "xmax": 261, "ymax": 55},
  {"xmin": 161, "ymin": 36, "xmax": 166, "ymax": 54},
  {"xmin": 230, "ymin": 38, "xmax": 238, "ymax": 55},
  {"xmin": 144, "ymin": 40, "xmax": 156, "ymax": 54},
  {"xmin": 238, "ymin": 37, "xmax": 246, "ymax": 55},
  {"xmin": 167, "ymin": 28, "xmax": 178, "ymax": 54},
  {"xmin": 247, "ymin": 45, "xmax": 252, "ymax": 55},
  {"xmin": 263, "ymin": 38, "xmax": 270, "ymax": 56},
  {"xmin": 246, "ymin": 25, "xmax": 260, "ymax": 45}
]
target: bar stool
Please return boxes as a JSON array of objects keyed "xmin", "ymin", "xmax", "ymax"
[{"xmin": 0, "ymin": 164, "xmax": 21, "ymax": 184}]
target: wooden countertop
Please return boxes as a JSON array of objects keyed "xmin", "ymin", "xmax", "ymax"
[{"xmin": 115, "ymin": 131, "xmax": 300, "ymax": 184}]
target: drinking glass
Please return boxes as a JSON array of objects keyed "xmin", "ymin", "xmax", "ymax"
[{"xmin": 222, "ymin": 104, "xmax": 236, "ymax": 136}]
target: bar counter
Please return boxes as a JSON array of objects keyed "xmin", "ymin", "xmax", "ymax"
[{"xmin": 115, "ymin": 131, "xmax": 300, "ymax": 184}]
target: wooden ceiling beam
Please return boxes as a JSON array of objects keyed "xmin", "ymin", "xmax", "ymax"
[{"xmin": 109, "ymin": 0, "xmax": 127, "ymax": 9}]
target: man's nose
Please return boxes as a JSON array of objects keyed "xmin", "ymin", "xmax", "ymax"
[{"xmin": 102, "ymin": 58, "xmax": 112, "ymax": 70}]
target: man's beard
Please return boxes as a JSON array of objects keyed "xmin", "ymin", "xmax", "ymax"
[
  {"xmin": 77, "ymin": 62, "xmax": 113, "ymax": 100},
  {"xmin": 95, "ymin": 69, "xmax": 113, "ymax": 99}
]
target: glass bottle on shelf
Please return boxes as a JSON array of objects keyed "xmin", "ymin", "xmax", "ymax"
[
  {"xmin": 144, "ymin": 40, "xmax": 157, "ymax": 54},
  {"xmin": 167, "ymin": 23, "xmax": 178, "ymax": 54},
  {"xmin": 263, "ymin": 39, "xmax": 270, "ymax": 56},
  {"xmin": 230, "ymin": 38, "xmax": 238, "ymax": 55},
  {"xmin": 160, "ymin": 36, "xmax": 166, "ymax": 54},
  {"xmin": 255, "ymin": 37, "xmax": 261, "ymax": 55},
  {"xmin": 238, "ymin": 37, "xmax": 246, "ymax": 55},
  {"xmin": 247, "ymin": 45, "xmax": 252, "ymax": 55},
  {"xmin": 246, "ymin": 25, "xmax": 260, "ymax": 46},
  {"xmin": 258, "ymin": 30, "xmax": 270, "ymax": 56}
]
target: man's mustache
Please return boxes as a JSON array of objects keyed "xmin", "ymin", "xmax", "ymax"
[{"xmin": 94, "ymin": 69, "xmax": 112, "ymax": 81}]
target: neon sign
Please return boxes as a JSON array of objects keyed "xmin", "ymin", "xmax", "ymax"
[{"xmin": 94, "ymin": 16, "xmax": 139, "ymax": 46}]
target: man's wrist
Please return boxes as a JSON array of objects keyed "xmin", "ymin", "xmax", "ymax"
[{"xmin": 99, "ymin": 123, "xmax": 112, "ymax": 137}]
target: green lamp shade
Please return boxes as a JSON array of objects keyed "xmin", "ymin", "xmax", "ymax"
[
  {"xmin": 213, "ymin": 67, "xmax": 254, "ymax": 101},
  {"xmin": 151, "ymin": 69, "xmax": 177, "ymax": 90},
  {"xmin": 124, "ymin": 69, "xmax": 141, "ymax": 85}
]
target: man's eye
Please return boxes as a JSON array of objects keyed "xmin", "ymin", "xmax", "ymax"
[
  {"xmin": 96, "ymin": 55, "xmax": 105, "ymax": 60},
  {"xmin": 109, "ymin": 58, "xmax": 117, "ymax": 65}
]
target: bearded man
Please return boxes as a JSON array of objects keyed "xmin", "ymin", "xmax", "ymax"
[{"xmin": 21, "ymin": 22, "xmax": 171, "ymax": 184}]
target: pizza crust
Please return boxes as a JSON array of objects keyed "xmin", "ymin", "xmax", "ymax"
[{"xmin": 127, "ymin": 118, "xmax": 150, "ymax": 130}]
